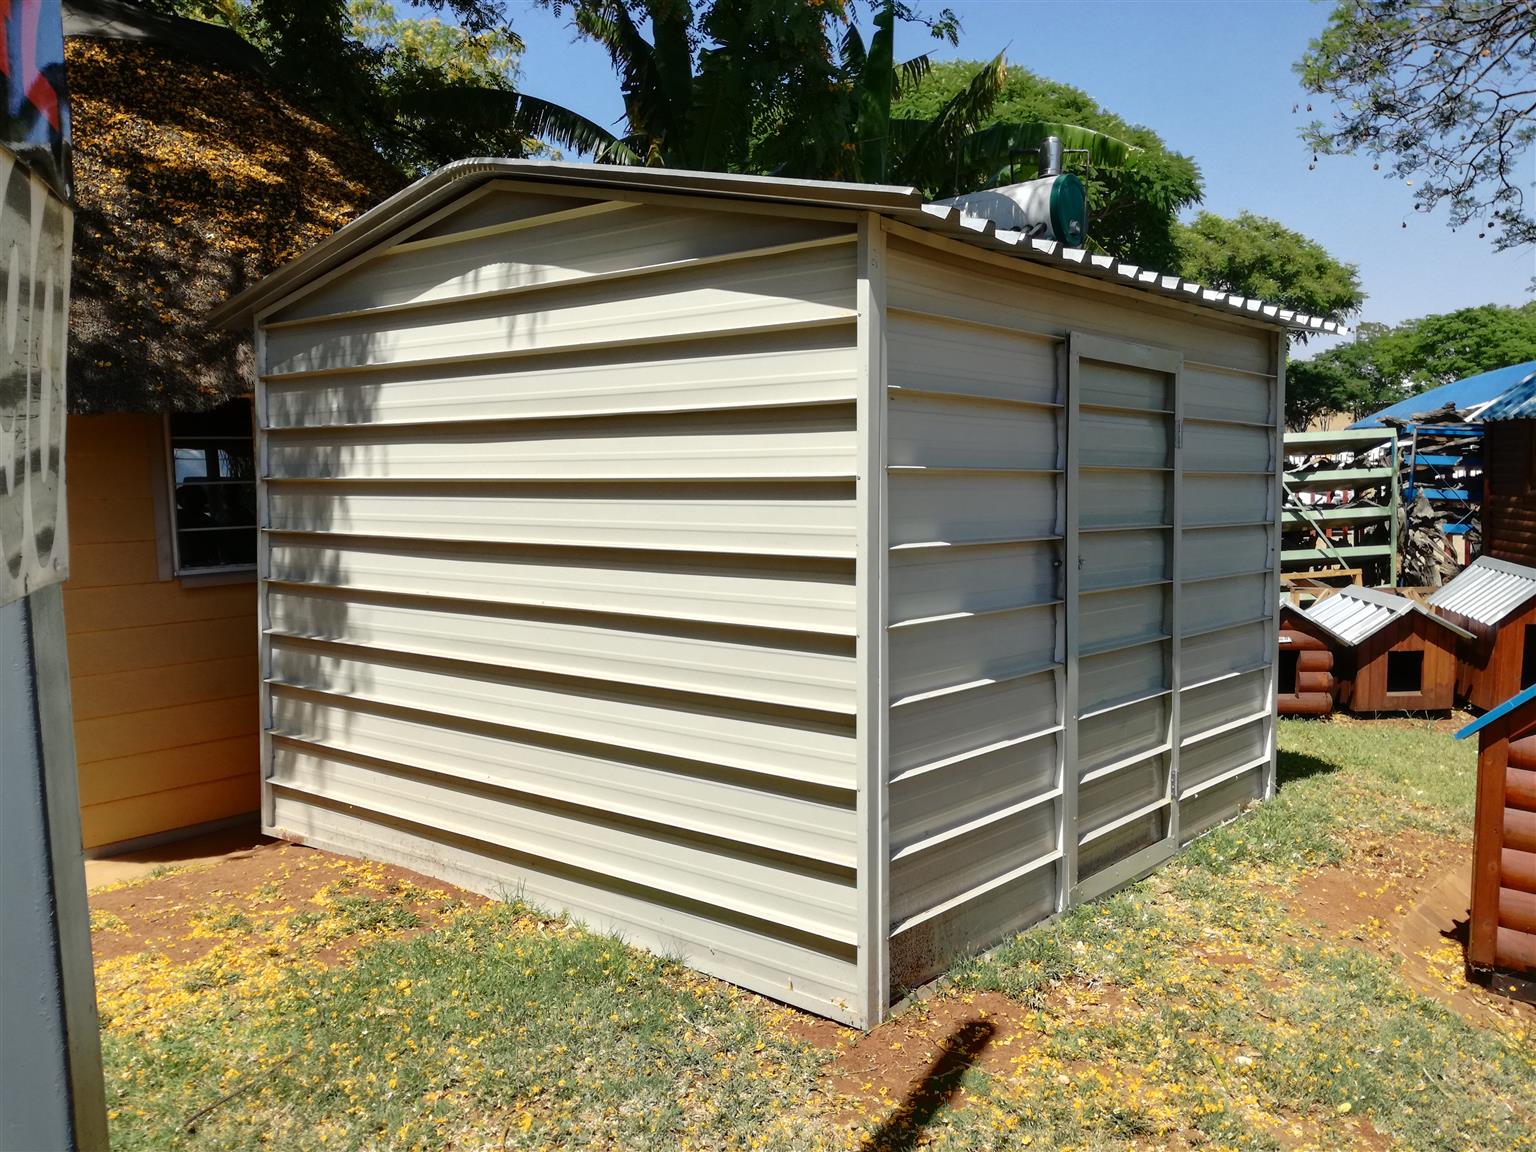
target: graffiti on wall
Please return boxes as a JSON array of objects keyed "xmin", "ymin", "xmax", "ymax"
[{"xmin": 1, "ymin": 0, "xmax": 71, "ymax": 606}]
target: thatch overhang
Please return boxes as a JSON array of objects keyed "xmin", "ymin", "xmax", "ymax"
[{"xmin": 66, "ymin": 29, "xmax": 401, "ymax": 413}]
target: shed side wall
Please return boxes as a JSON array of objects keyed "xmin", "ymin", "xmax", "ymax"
[
  {"xmin": 256, "ymin": 191, "xmax": 867, "ymax": 1022},
  {"xmin": 1483, "ymin": 420, "xmax": 1536, "ymax": 567},
  {"xmin": 880, "ymin": 232, "xmax": 1281, "ymax": 993}
]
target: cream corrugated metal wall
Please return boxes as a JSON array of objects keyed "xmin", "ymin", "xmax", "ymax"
[
  {"xmin": 253, "ymin": 183, "xmax": 1286, "ymax": 1026},
  {"xmin": 877, "ymin": 228, "xmax": 1282, "ymax": 997},
  {"xmin": 255, "ymin": 183, "xmax": 872, "ymax": 1023}
]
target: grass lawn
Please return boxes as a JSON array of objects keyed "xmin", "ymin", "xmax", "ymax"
[{"xmin": 92, "ymin": 719, "xmax": 1534, "ymax": 1151}]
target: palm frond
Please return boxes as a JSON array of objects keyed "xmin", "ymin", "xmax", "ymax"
[
  {"xmin": 392, "ymin": 84, "xmax": 626, "ymax": 160},
  {"xmin": 893, "ymin": 53, "xmax": 931, "ymax": 97},
  {"xmin": 965, "ymin": 121, "xmax": 1139, "ymax": 184},
  {"xmin": 889, "ymin": 52, "xmax": 1005, "ymax": 190}
]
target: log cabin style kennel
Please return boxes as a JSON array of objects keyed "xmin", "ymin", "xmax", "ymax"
[
  {"xmin": 1456, "ymin": 686, "xmax": 1536, "ymax": 981},
  {"xmin": 1428, "ymin": 556, "xmax": 1536, "ymax": 713},
  {"xmin": 213, "ymin": 161, "xmax": 1340, "ymax": 1026}
]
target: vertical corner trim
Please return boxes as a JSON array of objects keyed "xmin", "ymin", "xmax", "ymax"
[{"xmin": 854, "ymin": 214, "xmax": 890, "ymax": 1027}]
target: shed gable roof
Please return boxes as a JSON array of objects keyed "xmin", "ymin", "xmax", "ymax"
[
  {"xmin": 1428, "ymin": 556, "xmax": 1536, "ymax": 626},
  {"xmin": 211, "ymin": 159, "xmax": 1347, "ymax": 335},
  {"xmin": 1301, "ymin": 585, "xmax": 1472, "ymax": 648}
]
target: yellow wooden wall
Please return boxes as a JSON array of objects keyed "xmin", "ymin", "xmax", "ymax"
[{"xmin": 64, "ymin": 412, "xmax": 259, "ymax": 851}]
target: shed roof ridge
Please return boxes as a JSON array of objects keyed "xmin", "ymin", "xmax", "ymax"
[{"xmin": 209, "ymin": 159, "xmax": 1348, "ymax": 336}]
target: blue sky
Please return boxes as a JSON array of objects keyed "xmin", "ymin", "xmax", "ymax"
[{"xmin": 508, "ymin": 0, "xmax": 1532, "ymax": 351}]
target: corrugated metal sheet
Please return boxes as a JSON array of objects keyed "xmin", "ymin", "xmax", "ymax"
[
  {"xmin": 1305, "ymin": 585, "xmax": 1471, "ymax": 645},
  {"xmin": 1477, "ymin": 374, "xmax": 1536, "ymax": 422},
  {"xmin": 1429, "ymin": 556, "xmax": 1536, "ymax": 625},
  {"xmin": 214, "ymin": 159, "xmax": 1345, "ymax": 336}
]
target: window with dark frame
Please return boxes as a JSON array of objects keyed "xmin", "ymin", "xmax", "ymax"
[
  {"xmin": 1386, "ymin": 649, "xmax": 1423, "ymax": 695},
  {"xmin": 167, "ymin": 398, "xmax": 257, "ymax": 574}
]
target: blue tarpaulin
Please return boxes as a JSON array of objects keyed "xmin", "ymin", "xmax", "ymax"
[{"xmin": 1350, "ymin": 361, "xmax": 1536, "ymax": 428}]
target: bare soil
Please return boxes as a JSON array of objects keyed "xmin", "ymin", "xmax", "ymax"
[
  {"xmin": 89, "ymin": 841, "xmax": 482, "ymax": 966},
  {"xmin": 1288, "ymin": 827, "xmax": 1534, "ymax": 1028}
]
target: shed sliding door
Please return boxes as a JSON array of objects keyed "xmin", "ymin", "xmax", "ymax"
[{"xmin": 1064, "ymin": 333, "xmax": 1184, "ymax": 904}]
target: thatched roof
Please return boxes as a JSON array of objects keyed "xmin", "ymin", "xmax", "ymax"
[{"xmin": 66, "ymin": 32, "xmax": 402, "ymax": 413}]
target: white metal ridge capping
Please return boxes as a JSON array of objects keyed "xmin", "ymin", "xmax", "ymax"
[
  {"xmin": 1302, "ymin": 584, "xmax": 1473, "ymax": 648},
  {"xmin": 1427, "ymin": 555, "xmax": 1536, "ymax": 627},
  {"xmin": 209, "ymin": 158, "xmax": 1349, "ymax": 335}
]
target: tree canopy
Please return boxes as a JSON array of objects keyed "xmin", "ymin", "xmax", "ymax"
[
  {"xmin": 142, "ymin": 0, "xmax": 618, "ymax": 172},
  {"xmin": 1297, "ymin": 0, "xmax": 1536, "ymax": 251},
  {"xmin": 892, "ymin": 60, "xmax": 1202, "ymax": 269},
  {"xmin": 1172, "ymin": 211, "xmax": 1365, "ymax": 329},
  {"xmin": 1284, "ymin": 302, "xmax": 1536, "ymax": 428}
]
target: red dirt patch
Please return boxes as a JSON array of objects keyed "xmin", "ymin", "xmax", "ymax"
[
  {"xmin": 814, "ymin": 991, "xmax": 1039, "ymax": 1127},
  {"xmin": 1288, "ymin": 827, "xmax": 1533, "ymax": 1028},
  {"xmin": 89, "ymin": 841, "xmax": 483, "ymax": 967}
]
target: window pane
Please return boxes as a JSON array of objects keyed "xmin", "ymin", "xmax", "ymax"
[
  {"xmin": 176, "ymin": 526, "xmax": 256, "ymax": 570},
  {"xmin": 174, "ymin": 480, "xmax": 255, "ymax": 532},
  {"xmin": 173, "ymin": 447, "xmax": 209, "ymax": 484}
]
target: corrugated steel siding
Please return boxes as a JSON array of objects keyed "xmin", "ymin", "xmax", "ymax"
[
  {"xmin": 879, "ymin": 235, "xmax": 1282, "ymax": 994},
  {"xmin": 256, "ymin": 192, "xmax": 867, "ymax": 1023}
]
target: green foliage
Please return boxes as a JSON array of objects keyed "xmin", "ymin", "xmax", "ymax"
[
  {"xmin": 1287, "ymin": 301, "xmax": 1536, "ymax": 427},
  {"xmin": 1173, "ymin": 210, "xmax": 1365, "ymax": 329},
  {"xmin": 892, "ymin": 59, "xmax": 1203, "ymax": 267},
  {"xmin": 140, "ymin": 0, "xmax": 618, "ymax": 172},
  {"xmin": 1298, "ymin": 0, "xmax": 1536, "ymax": 251}
]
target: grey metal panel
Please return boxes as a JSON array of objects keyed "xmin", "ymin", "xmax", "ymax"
[
  {"xmin": 1427, "ymin": 556, "xmax": 1536, "ymax": 626},
  {"xmin": 275, "ymin": 202, "xmax": 849, "ymax": 322},
  {"xmin": 1178, "ymin": 718, "xmax": 1267, "ymax": 793},
  {"xmin": 887, "ymin": 540, "xmax": 1058, "ymax": 623},
  {"xmin": 889, "ymin": 801, "xmax": 1057, "ymax": 926},
  {"xmin": 1183, "ymin": 421, "xmax": 1272, "ymax": 474},
  {"xmin": 268, "ymin": 638, "xmax": 857, "ymax": 788},
  {"xmin": 1079, "ymin": 585, "xmax": 1170, "ymax": 654},
  {"xmin": 888, "ymin": 736, "xmax": 1057, "ymax": 854},
  {"xmin": 269, "ymin": 797, "xmax": 865, "ymax": 1024},
  {"xmin": 1078, "ymin": 695, "xmax": 1169, "ymax": 776},
  {"xmin": 886, "ymin": 311, "xmax": 1059, "ymax": 406},
  {"xmin": 1183, "ymin": 622, "xmax": 1269, "ymax": 686},
  {"xmin": 1077, "ymin": 472, "xmax": 1168, "ymax": 528},
  {"xmin": 406, "ymin": 190, "xmax": 602, "ymax": 241},
  {"xmin": 888, "ymin": 670, "xmax": 1058, "ymax": 775},
  {"xmin": 266, "ymin": 587, "xmax": 857, "ymax": 714},
  {"xmin": 1078, "ymin": 752, "xmax": 1169, "ymax": 838},
  {"xmin": 1182, "ymin": 367, "xmax": 1272, "ymax": 424},
  {"xmin": 1183, "ymin": 525, "xmax": 1270, "ymax": 582},
  {"xmin": 268, "ymin": 536, "xmax": 856, "ymax": 636},
  {"xmin": 1078, "ymin": 360, "xmax": 1171, "ymax": 411},
  {"xmin": 888, "ymin": 472, "xmax": 1058, "ymax": 545},
  {"xmin": 272, "ymin": 745, "xmax": 857, "ymax": 942},
  {"xmin": 887, "ymin": 858, "xmax": 1056, "ymax": 995},
  {"xmin": 1184, "ymin": 474, "xmax": 1270, "ymax": 526},
  {"xmin": 889, "ymin": 604, "xmax": 1057, "ymax": 700},
  {"xmin": 265, "ymin": 332, "xmax": 860, "ymax": 428},
  {"xmin": 264, "ymin": 244, "xmax": 857, "ymax": 376},
  {"xmin": 888, "ymin": 394, "xmax": 1058, "ymax": 470},
  {"xmin": 1078, "ymin": 410, "xmax": 1171, "ymax": 469},
  {"xmin": 1180, "ymin": 670, "xmax": 1269, "ymax": 740},
  {"xmin": 1079, "ymin": 529, "xmax": 1167, "ymax": 591},
  {"xmin": 1079, "ymin": 640, "xmax": 1168, "ymax": 715},
  {"xmin": 266, "ymin": 480, "xmax": 858, "ymax": 557},
  {"xmin": 268, "ymin": 697, "xmax": 855, "ymax": 866},
  {"xmin": 267, "ymin": 406, "xmax": 858, "ymax": 481},
  {"xmin": 1178, "ymin": 768, "xmax": 1264, "ymax": 844},
  {"xmin": 1078, "ymin": 805, "xmax": 1168, "ymax": 880},
  {"xmin": 1181, "ymin": 572, "xmax": 1268, "ymax": 635}
]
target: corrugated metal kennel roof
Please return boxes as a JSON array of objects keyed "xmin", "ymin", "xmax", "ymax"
[
  {"xmin": 1303, "ymin": 585, "xmax": 1472, "ymax": 647},
  {"xmin": 1429, "ymin": 556, "xmax": 1536, "ymax": 626},
  {"xmin": 211, "ymin": 159, "xmax": 1347, "ymax": 335}
]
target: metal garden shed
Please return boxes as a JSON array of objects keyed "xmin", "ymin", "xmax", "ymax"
[{"xmin": 213, "ymin": 160, "xmax": 1340, "ymax": 1026}]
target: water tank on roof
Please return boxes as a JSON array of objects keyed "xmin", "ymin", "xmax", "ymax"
[{"xmin": 936, "ymin": 173, "xmax": 1088, "ymax": 247}]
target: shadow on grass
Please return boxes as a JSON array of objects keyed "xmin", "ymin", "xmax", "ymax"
[
  {"xmin": 1275, "ymin": 748, "xmax": 1344, "ymax": 790},
  {"xmin": 862, "ymin": 1019, "xmax": 996, "ymax": 1152}
]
